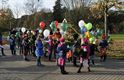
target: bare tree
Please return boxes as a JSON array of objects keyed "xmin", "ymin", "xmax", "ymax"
[
  {"xmin": 12, "ymin": 3, "xmax": 23, "ymax": 28},
  {"xmin": 61, "ymin": 0, "xmax": 92, "ymax": 30},
  {"xmin": 23, "ymin": 0, "xmax": 42, "ymax": 28}
]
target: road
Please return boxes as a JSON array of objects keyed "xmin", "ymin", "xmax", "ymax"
[{"xmin": 0, "ymin": 46, "xmax": 124, "ymax": 80}]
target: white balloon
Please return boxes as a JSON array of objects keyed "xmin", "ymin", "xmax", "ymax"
[
  {"xmin": 27, "ymin": 30, "xmax": 29, "ymax": 34},
  {"xmin": 60, "ymin": 29, "xmax": 64, "ymax": 35},
  {"xmin": 39, "ymin": 29, "xmax": 42, "ymax": 33},
  {"xmin": 43, "ymin": 29, "xmax": 50, "ymax": 37},
  {"xmin": 21, "ymin": 27, "xmax": 26, "ymax": 33},
  {"xmin": 78, "ymin": 20, "xmax": 85, "ymax": 29}
]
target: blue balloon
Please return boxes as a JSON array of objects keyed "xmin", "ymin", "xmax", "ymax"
[
  {"xmin": 81, "ymin": 27, "xmax": 87, "ymax": 34},
  {"xmin": 90, "ymin": 30, "xmax": 94, "ymax": 36}
]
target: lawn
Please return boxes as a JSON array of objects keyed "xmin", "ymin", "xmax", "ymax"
[
  {"xmin": 107, "ymin": 34, "xmax": 124, "ymax": 58},
  {"xmin": 110, "ymin": 34, "xmax": 124, "ymax": 40}
]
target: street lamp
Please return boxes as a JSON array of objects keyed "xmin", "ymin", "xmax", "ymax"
[{"xmin": 104, "ymin": 1, "xmax": 107, "ymax": 36}]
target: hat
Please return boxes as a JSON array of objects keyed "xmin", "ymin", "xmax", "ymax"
[
  {"xmin": 59, "ymin": 38, "xmax": 65, "ymax": 42},
  {"xmin": 81, "ymin": 38, "xmax": 88, "ymax": 45},
  {"xmin": 102, "ymin": 33, "xmax": 106, "ymax": 39}
]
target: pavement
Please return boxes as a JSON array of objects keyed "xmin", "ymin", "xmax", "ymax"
[{"xmin": 0, "ymin": 46, "xmax": 124, "ymax": 80}]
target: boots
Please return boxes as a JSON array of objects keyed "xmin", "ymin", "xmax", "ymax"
[
  {"xmin": 60, "ymin": 66, "xmax": 68, "ymax": 74},
  {"xmin": 73, "ymin": 57, "xmax": 78, "ymax": 67},
  {"xmin": 1, "ymin": 48, "xmax": 5, "ymax": 56},
  {"xmin": 77, "ymin": 63, "xmax": 83, "ymax": 73},
  {"xmin": 88, "ymin": 67, "xmax": 91, "ymax": 72}
]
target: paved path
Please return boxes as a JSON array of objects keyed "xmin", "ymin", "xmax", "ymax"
[{"xmin": 0, "ymin": 47, "xmax": 124, "ymax": 80}]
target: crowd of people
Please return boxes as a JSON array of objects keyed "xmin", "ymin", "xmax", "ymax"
[{"xmin": 0, "ymin": 27, "xmax": 110, "ymax": 75}]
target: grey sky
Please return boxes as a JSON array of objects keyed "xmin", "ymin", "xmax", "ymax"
[{"xmin": 0, "ymin": 0, "xmax": 56, "ymax": 18}]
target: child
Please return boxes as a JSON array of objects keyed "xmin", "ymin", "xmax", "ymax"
[
  {"xmin": 72, "ymin": 39, "xmax": 80, "ymax": 67},
  {"xmin": 22, "ymin": 34, "xmax": 30, "ymax": 61},
  {"xmin": 9, "ymin": 34, "xmax": 16, "ymax": 55},
  {"xmin": 35, "ymin": 35, "xmax": 44, "ymax": 66},
  {"xmin": 48, "ymin": 35, "xmax": 54, "ymax": 61},
  {"xmin": 77, "ymin": 38, "xmax": 91, "ymax": 73},
  {"xmin": 99, "ymin": 34, "xmax": 108, "ymax": 62},
  {"xmin": 0, "ymin": 32, "xmax": 5, "ymax": 56},
  {"xmin": 57, "ymin": 38, "xmax": 69, "ymax": 74}
]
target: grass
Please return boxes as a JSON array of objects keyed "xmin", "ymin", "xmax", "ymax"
[
  {"xmin": 110, "ymin": 34, "xmax": 124, "ymax": 40},
  {"xmin": 107, "ymin": 34, "xmax": 124, "ymax": 58}
]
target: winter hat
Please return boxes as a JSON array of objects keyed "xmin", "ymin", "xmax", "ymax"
[{"xmin": 59, "ymin": 37, "xmax": 65, "ymax": 42}]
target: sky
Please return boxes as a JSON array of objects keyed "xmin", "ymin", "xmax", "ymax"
[
  {"xmin": 0, "ymin": 0, "xmax": 123, "ymax": 18},
  {"xmin": 0, "ymin": 0, "xmax": 57, "ymax": 18}
]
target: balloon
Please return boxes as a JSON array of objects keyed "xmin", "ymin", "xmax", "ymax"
[
  {"xmin": 85, "ymin": 31, "xmax": 90, "ymax": 39},
  {"xmin": 21, "ymin": 27, "xmax": 26, "ymax": 33},
  {"xmin": 60, "ymin": 29, "xmax": 64, "ymax": 35},
  {"xmin": 81, "ymin": 27, "xmax": 87, "ymax": 34},
  {"xmin": 39, "ymin": 29, "xmax": 42, "ymax": 33},
  {"xmin": 43, "ymin": 29, "xmax": 50, "ymax": 37},
  {"xmin": 61, "ymin": 22, "xmax": 68, "ymax": 31},
  {"xmin": 85, "ymin": 23, "xmax": 92, "ymax": 31},
  {"xmin": 90, "ymin": 30, "xmax": 95, "ymax": 36},
  {"xmin": 96, "ymin": 29, "xmax": 103, "ymax": 37},
  {"xmin": 31, "ymin": 30, "xmax": 35, "ymax": 35},
  {"xmin": 55, "ymin": 21, "xmax": 59, "ymax": 28},
  {"xmin": 27, "ymin": 30, "xmax": 30, "ymax": 34},
  {"xmin": 63, "ymin": 18, "xmax": 67, "ymax": 23},
  {"xmin": 78, "ymin": 20, "xmax": 85, "ymax": 29},
  {"xmin": 89, "ymin": 37, "xmax": 95, "ymax": 44},
  {"xmin": 39, "ymin": 22, "xmax": 45, "ymax": 29},
  {"xmin": 50, "ymin": 22, "xmax": 56, "ymax": 32}
]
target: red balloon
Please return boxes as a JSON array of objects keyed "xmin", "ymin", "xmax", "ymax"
[
  {"xmin": 55, "ymin": 21, "xmax": 59, "ymax": 28},
  {"xmin": 39, "ymin": 22, "xmax": 45, "ymax": 29}
]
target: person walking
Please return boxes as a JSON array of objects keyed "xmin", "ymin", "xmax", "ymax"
[
  {"xmin": 77, "ymin": 38, "xmax": 91, "ymax": 73},
  {"xmin": 99, "ymin": 33, "xmax": 108, "ymax": 62}
]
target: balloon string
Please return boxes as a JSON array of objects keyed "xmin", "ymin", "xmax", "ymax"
[{"xmin": 69, "ymin": 26, "xmax": 81, "ymax": 36}]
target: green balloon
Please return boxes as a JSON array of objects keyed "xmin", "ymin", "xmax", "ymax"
[
  {"xmin": 61, "ymin": 22, "xmax": 68, "ymax": 31},
  {"xmin": 85, "ymin": 23, "xmax": 92, "ymax": 31},
  {"xmin": 50, "ymin": 22, "xmax": 56, "ymax": 32}
]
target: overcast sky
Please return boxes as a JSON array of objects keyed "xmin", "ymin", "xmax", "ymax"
[
  {"xmin": 0, "ymin": 0, "xmax": 56, "ymax": 18},
  {"xmin": 0, "ymin": 0, "xmax": 123, "ymax": 18}
]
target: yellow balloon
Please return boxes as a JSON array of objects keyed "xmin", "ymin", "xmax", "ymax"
[{"xmin": 85, "ymin": 31, "xmax": 90, "ymax": 39}]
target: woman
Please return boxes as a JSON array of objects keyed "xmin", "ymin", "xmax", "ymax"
[
  {"xmin": 57, "ymin": 37, "xmax": 69, "ymax": 74},
  {"xmin": 35, "ymin": 35, "xmax": 44, "ymax": 66}
]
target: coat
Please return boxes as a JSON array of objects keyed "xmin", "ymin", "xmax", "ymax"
[{"xmin": 35, "ymin": 40, "xmax": 44, "ymax": 57}]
